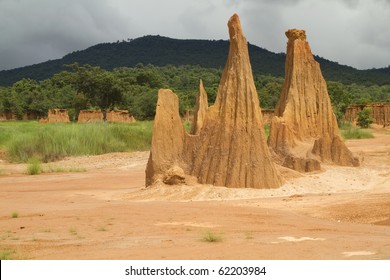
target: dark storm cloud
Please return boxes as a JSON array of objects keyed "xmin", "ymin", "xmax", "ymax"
[
  {"xmin": 227, "ymin": 0, "xmax": 390, "ymax": 69},
  {"xmin": 0, "ymin": 0, "xmax": 134, "ymax": 70},
  {"xmin": 0, "ymin": 0, "xmax": 389, "ymax": 71}
]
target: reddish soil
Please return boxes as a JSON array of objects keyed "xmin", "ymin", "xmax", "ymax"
[{"xmin": 0, "ymin": 131, "xmax": 389, "ymax": 260}]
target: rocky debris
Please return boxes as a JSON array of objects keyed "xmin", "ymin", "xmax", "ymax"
[
  {"xmin": 48, "ymin": 109, "xmax": 70, "ymax": 123},
  {"xmin": 268, "ymin": 29, "xmax": 359, "ymax": 172},
  {"xmin": 345, "ymin": 103, "xmax": 390, "ymax": 126},
  {"xmin": 146, "ymin": 14, "xmax": 283, "ymax": 189},
  {"xmin": 190, "ymin": 80, "xmax": 208, "ymax": 135},
  {"xmin": 145, "ymin": 89, "xmax": 186, "ymax": 186},
  {"xmin": 163, "ymin": 166, "xmax": 186, "ymax": 185}
]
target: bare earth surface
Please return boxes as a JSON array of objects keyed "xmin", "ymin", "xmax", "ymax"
[{"xmin": 0, "ymin": 130, "xmax": 389, "ymax": 260}]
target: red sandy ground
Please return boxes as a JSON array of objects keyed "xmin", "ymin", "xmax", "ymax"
[{"xmin": 0, "ymin": 130, "xmax": 389, "ymax": 259}]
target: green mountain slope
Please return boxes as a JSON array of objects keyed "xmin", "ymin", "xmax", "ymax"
[{"xmin": 0, "ymin": 35, "xmax": 389, "ymax": 86}]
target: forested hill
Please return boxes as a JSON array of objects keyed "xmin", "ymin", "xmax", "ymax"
[{"xmin": 0, "ymin": 35, "xmax": 389, "ymax": 86}]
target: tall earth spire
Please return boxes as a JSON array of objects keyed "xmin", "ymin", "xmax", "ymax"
[
  {"xmin": 268, "ymin": 29, "xmax": 359, "ymax": 172},
  {"xmin": 189, "ymin": 14, "xmax": 283, "ymax": 188},
  {"xmin": 146, "ymin": 14, "xmax": 283, "ymax": 189},
  {"xmin": 190, "ymin": 79, "xmax": 209, "ymax": 135}
]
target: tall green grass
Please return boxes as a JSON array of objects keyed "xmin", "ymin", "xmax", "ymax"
[
  {"xmin": 341, "ymin": 128, "xmax": 374, "ymax": 139},
  {"xmin": 1, "ymin": 121, "xmax": 153, "ymax": 163},
  {"xmin": 27, "ymin": 158, "xmax": 42, "ymax": 175}
]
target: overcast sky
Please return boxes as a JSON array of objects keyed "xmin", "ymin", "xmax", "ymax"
[{"xmin": 0, "ymin": 0, "xmax": 389, "ymax": 71}]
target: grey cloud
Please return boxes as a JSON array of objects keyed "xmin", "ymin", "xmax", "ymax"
[
  {"xmin": 0, "ymin": 0, "xmax": 389, "ymax": 71},
  {"xmin": 0, "ymin": 0, "xmax": 132, "ymax": 69}
]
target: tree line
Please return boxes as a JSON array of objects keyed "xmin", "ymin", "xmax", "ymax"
[{"xmin": 0, "ymin": 64, "xmax": 389, "ymax": 122}]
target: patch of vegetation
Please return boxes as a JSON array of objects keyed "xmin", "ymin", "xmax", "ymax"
[
  {"xmin": 357, "ymin": 108, "xmax": 374, "ymax": 128},
  {"xmin": 341, "ymin": 128, "xmax": 374, "ymax": 139},
  {"xmin": 0, "ymin": 248, "xmax": 14, "ymax": 260},
  {"xmin": 245, "ymin": 232, "xmax": 254, "ymax": 240},
  {"xmin": 183, "ymin": 120, "xmax": 192, "ymax": 133},
  {"xmin": 69, "ymin": 227, "xmax": 78, "ymax": 236},
  {"xmin": 1, "ymin": 60, "xmax": 389, "ymax": 125},
  {"xmin": 11, "ymin": 211, "xmax": 19, "ymax": 218},
  {"xmin": 46, "ymin": 167, "xmax": 86, "ymax": 173},
  {"xmin": 27, "ymin": 158, "xmax": 42, "ymax": 175},
  {"xmin": 1, "ymin": 121, "xmax": 153, "ymax": 163},
  {"xmin": 201, "ymin": 231, "xmax": 222, "ymax": 243},
  {"xmin": 339, "ymin": 121, "xmax": 353, "ymax": 130},
  {"xmin": 1, "ymin": 36, "xmax": 390, "ymax": 87},
  {"xmin": 263, "ymin": 123, "xmax": 270, "ymax": 140},
  {"xmin": 97, "ymin": 226, "xmax": 107, "ymax": 232}
]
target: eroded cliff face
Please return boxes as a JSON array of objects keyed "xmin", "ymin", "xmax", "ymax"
[
  {"xmin": 146, "ymin": 14, "xmax": 283, "ymax": 189},
  {"xmin": 345, "ymin": 103, "xmax": 390, "ymax": 126},
  {"xmin": 268, "ymin": 29, "xmax": 359, "ymax": 172}
]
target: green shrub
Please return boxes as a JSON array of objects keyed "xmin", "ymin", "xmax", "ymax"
[
  {"xmin": 357, "ymin": 108, "xmax": 373, "ymax": 128},
  {"xmin": 27, "ymin": 158, "xmax": 42, "ymax": 175},
  {"xmin": 202, "ymin": 231, "xmax": 222, "ymax": 243}
]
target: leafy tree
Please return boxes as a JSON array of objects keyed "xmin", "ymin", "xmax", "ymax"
[
  {"xmin": 357, "ymin": 108, "xmax": 373, "ymax": 128},
  {"xmin": 0, "ymin": 87, "xmax": 6, "ymax": 113},
  {"xmin": 1, "ymin": 63, "xmax": 389, "ymax": 123},
  {"xmin": 327, "ymin": 81, "xmax": 352, "ymax": 124},
  {"xmin": 67, "ymin": 64, "xmax": 123, "ymax": 120},
  {"xmin": 5, "ymin": 79, "xmax": 49, "ymax": 119}
]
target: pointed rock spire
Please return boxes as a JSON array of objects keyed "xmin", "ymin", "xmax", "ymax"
[
  {"xmin": 145, "ymin": 89, "xmax": 185, "ymax": 186},
  {"xmin": 146, "ymin": 14, "xmax": 283, "ymax": 189},
  {"xmin": 189, "ymin": 14, "xmax": 283, "ymax": 188},
  {"xmin": 190, "ymin": 79, "xmax": 208, "ymax": 135},
  {"xmin": 268, "ymin": 29, "xmax": 359, "ymax": 172}
]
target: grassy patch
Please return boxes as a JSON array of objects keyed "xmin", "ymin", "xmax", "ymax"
[
  {"xmin": 183, "ymin": 120, "xmax": 192, "ymax": 133},
  {"xmin": 341, "ymin": 128, "xmax": 374, "ymax": 139},
  {"xmin": 245, "ymin": 232, "xmax": 254, "ymax": 240},
  {"xmin": 201, "ymin": 231, "xmax": 222, "ymax": 243},
  {"xmin": 0, "ymin": 121, "xmax": 153, "ymax": 163},
  {"xmin": 46, "ymin": 166, "xmax": 86, "ymax": 173},
  {"xmin": 339, "ymin": 121, "xmax": 353, "ymax": 130},
  {"xmin": 0, "ymin": 248, "xmax": 14, "ymax": 260},
  {"xmin": 263, "ymin": 123, "xmax": 270, "ymax": 140},
  {"xmin": 97, "ymin": 226, "xmax": 107, "ymax": 232},
  {"xmin": 11, "ymin": 211, "xmax": 19, "ymax": 218},
  {"xmin": 27, "ymin": 158, "xmax": 42, "ymax": 175},
  {"xmin": 69, "ymin": 227, "xmax": 78, "ymax": 236}
]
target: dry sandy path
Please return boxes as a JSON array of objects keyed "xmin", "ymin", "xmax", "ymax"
[{"xmin": 0, "ymin": 131, "xmax": 389, "ymax": 259}]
